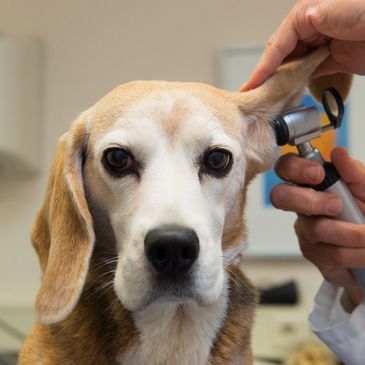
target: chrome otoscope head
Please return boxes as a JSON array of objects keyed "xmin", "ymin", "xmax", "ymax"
[{"xmin": 272, "ymin": 88, "xmax": 344, "ymax": 147}]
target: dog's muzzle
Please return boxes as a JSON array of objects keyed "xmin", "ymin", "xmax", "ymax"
[{"xmin": 144, "ymin": 225, "xmax": 200, "ymax": 278}]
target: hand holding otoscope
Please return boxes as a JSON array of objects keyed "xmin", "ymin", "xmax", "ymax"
[{"xmin": 271, "ymin": 88, "xmax": 365, "ymax": 299}]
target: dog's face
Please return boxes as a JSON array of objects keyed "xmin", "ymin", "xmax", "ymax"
[
  {"xmin": 31, "ymin": 47, "xmax": 347, "ymax": 324},
  {"xmin": 84, "ymin": 82, "xmax": 252, "ymax": 311}
]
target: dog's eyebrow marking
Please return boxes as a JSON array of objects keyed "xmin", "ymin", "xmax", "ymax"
[
  {"xmin": 162, "ymin": 101, "xmax": 188, "ymax": 143},
  {"xmin": 160, "ymin": 94, "xmax": 232, "ymax": 149}
]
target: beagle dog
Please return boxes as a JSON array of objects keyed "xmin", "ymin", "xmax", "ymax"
[{"xmin": 19, "ymin": 47, "xmax": 351, "ymax": 365}]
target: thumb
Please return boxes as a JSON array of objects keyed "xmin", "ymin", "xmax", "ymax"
[{"xmin": 309, "ymin": 1, "xmax": 365, "ymax": 41}]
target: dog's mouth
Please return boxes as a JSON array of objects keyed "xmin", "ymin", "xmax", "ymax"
[{"xmin": 148, "ymin": 276, "xmax": 196, "ymax": 304}]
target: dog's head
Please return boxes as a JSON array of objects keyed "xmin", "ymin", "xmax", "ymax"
[{"xmin": 32, "ymin": 47, "xmax": 352, "ymax": 324}]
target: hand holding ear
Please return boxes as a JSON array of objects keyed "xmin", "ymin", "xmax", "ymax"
[
  {"xmin": 241, "ymin": 0, "xmax": 365, "ymax": 91},
  {"xmin": 270, "ymin": 147, "xmax": 365, "ymax": 309}
]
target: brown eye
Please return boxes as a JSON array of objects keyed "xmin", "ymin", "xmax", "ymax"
[
  {"xmin": 202, "ymin": 148, "xmax": 233, "ymax": 177},
  {"xmin": 103, "ymin": 148, "xmax": 135, "ymax": 177}
]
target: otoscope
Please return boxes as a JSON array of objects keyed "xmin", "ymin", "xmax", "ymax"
[{"xmin": 271, "ymin": 88, "xmax": 365, "ymax": 291}]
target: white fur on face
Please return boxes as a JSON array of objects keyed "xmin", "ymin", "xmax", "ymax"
[{"xmin": 90, "ymin": 90, "xmax": 245, "ymax": 312}]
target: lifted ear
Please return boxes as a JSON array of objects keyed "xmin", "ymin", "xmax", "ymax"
[
  {"xmin": 32, "ymin": 116, "xmax": 94, "ymax": 325},
  {"xmin": 228, "ymin": 47, "xmax": 353, "ymax": 177},
  {"xmin": 309, "ymin": 72, "xmax": 353, "ymax": 103}
]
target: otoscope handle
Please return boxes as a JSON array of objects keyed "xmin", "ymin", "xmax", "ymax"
[
  {"xmin": 310, "ymin": 160, "xmax": 365, "ymax": 291},
  {"xmin": 324, "ymin": 177, "xmax": 365, "ymax": 291}
]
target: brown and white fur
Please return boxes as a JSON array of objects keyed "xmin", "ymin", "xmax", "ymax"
[{"xmin": 19, "ymin": 47, "xmax": 352, "ymax": 365}]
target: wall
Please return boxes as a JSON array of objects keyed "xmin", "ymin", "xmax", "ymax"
[{"xmin": 0, "ymin": 0, "xmax": 325, "ymax": 310}]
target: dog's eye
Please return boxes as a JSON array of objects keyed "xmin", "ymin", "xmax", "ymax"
[
  {"xmin": 102, "ymin": 148, "xmax": 135, "ymax": 177},
  {"xmin": 202, "ymin": 148, "xmax": 233, "ymax": 177}
]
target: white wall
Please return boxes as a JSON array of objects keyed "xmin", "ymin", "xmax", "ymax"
[{"xmin": 0, "ymin": 0, "xmax": 325, "ymax": 310}]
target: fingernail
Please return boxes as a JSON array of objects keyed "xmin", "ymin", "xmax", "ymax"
[
  {"xmin": 306, "ymin": 166, "xmax": 321, "ymax": 182},
  {"xmin": 326, "ymin": 197, "xmax": 342, "ymax": 215}
]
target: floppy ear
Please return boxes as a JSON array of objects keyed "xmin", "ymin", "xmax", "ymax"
[
  {"xmin": 230, "ymin": 46, "xmax": 352, "ymax": 177},
  {"xmin": 32, "ymin": 117, "xmax": 94, "ymax": 325}
]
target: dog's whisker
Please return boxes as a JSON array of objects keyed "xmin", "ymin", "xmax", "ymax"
[
  {"xmin": 93, "ymin": 258, "xmax": 119, "ymax": 270},
  {"xmin": 224, "ymin": 265, "xmax": 246, "ymax": 288},
  {"xmin": 94, "ymin": 261, "xmax": 119, "ymax": 272},
  {"xmin": 85, "ymin": 279, "xmax": 115, "ymax": 300},
  {"xmin": 97, "ymin": 269, "xmax": 117, "ymax": 280}
]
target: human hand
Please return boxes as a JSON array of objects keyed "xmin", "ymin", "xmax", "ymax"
[
  {"xmin": 270, "ymin": 147, "xmax": 365, "ymax": 309},
  {"xmin": 241, "ymin": 0, "xmax": 365, "ymax": 91}
]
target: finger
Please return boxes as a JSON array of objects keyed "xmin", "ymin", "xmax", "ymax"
[
  {"xmin": 320, "ymin": 266, "xmax": 357, "ymax": 287},
  {"xmin": 240, "ymin": 15, "xmax": 300, "ymax": 91},
  {"xmin": 271, "ymin": 184, "xmax": 342, "ymax": 216},
  {"xmin": 299, "ymin": 235, "xmax": 365, "ymax": 269},
  {"xmin": 241, "ymin": 2, "xmax": 328, "ymax": 91},
  {"xmin": 282, "ymin": 41, "xmax": 313, "ymax": 63},
  {"xmin": 275, "ymin": 153, "xmax": 324, "ymax": 185},
  {"xmin": 310, "ymin": 55, "xmax": 350, "ymax": 78},
  {"xmin": 309, "ymin": 1, "xmax": 365, "ymax": 41},
  {"xmin": 330, "ymin": 40, "xmax": 365, "ymax": 75},
  {"xmin": 297, "ymin": 216, "xmax": 365, "ymax": 248},
  {"xmin": 297, "ymin": 233, "xmax": 358, "ymax": 282},
  {"xmin": 331, "ymin": 147, "xmax": 365, "ymax": 201}
]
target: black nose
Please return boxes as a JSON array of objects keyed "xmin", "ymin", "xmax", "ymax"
[{"xmin": 144, "ymin": 226, "xmax": 200, "ymax": 277}]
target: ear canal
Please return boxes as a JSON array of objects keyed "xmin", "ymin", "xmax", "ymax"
[
  {"xmin": 32, "ymin": 118, "xmax": 94, "ymax": 325},
  {"xmin": 308, "ymin": 73, "xmax": 353, "ymax": 103}
]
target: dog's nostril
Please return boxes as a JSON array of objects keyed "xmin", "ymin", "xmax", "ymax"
[
  {"xmin": 181, "ymin": 246, "xmax": 196, "ymax": 261},
  {"xmin": 144, "ymin": 225, "xmax": 199, "ymax": 277},
  {"xmin": 151, "ymin": 246, "xmax": 168, "ymax": 264}
]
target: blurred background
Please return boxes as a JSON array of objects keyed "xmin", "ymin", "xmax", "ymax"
[{"xmin": 1, "ymin": 0, "xmax": 363, "ymax": 364}]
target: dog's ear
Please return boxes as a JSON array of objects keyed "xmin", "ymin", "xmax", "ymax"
[
  {"xmin": 308, "ymin": 72, "xmax": 353, "ymax": 103},
  {"xmin": 32, "ymin": 116, "xmax": 94, "ymax": 325},
  {"xmin": 229, "ymin": 47, "xmax": 353, "ymax": 179}
]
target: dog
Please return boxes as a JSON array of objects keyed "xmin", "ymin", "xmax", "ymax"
[{"xmin": 18, "ymin": 47, "xmax": 351, "ymax": 365}]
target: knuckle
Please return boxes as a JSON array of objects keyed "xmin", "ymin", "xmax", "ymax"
[
  {"xmin": 332, "ymin": 249, "xmax": 347, "ymax": 267},
  {"xmin": 311, "ymin": 217, "xmax": 327, "ymax": 242},
  {"xmin": 266, "ymin": 34, "xmax": 276, "ymax": 48},
  {"xmin": 353, "ymin": 226, "xmax": 365, "ymax": 246},
  {"xmin": 294, "ymin": 217, "xmax": 306, "ymax": 239},
  {"xmin": 299, "ymin": 240, "xmax": 315, "ymax": 262},
  {"xmin": 294, "ymin": 218, "xmax": 301, "ymax": 235},
  {"xmin": 306, "ymin": 191, "xmax": 325, "ymax": 216},
  {"xmin": 305, "ymin": 191, "xmax": 317, "ymax": 216}
]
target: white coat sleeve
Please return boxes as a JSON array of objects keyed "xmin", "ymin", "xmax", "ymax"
[{"xmin": 308, "ymin": 280, "xmax": 365, "ymax": 365}]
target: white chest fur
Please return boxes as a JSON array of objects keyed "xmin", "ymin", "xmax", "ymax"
[{"xmin": 119, "ymin": 294, "xmax": 228, "ymax": 365}]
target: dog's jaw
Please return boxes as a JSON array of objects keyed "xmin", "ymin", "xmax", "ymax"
[{"xmin": 119, "ymin": 280, "xmax": 229, "ymax": 365}]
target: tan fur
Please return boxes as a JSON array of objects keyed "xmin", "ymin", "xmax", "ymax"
[
  {"xmin": 19, "ymin": 47, "xmax": 353, "ymax": 365},
  {"xmin": 32, "ymin": 123, "xmax": 95, "ymax": 325}
]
